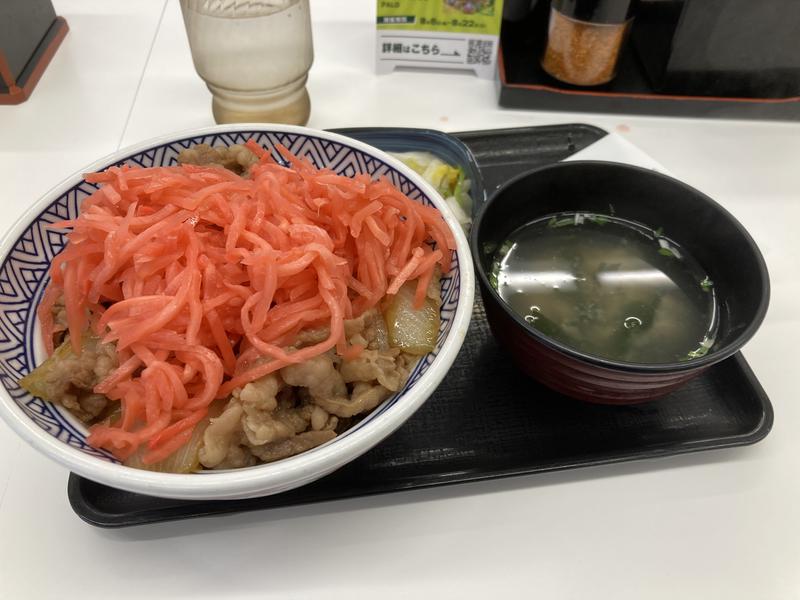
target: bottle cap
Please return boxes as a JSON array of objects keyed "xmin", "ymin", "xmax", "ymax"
[{"xmin": 551, "ymin": 0, "xmax": 636, "ymax": 24}]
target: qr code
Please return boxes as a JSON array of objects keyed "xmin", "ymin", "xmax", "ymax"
[{"xmin": 467, "ymin": 39, "xmax": 494, "ymax": 65}]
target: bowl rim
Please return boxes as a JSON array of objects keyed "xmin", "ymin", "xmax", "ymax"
[
  {"xmin": 0, "ymin": 123, "xmax": 475, "ymax": 500},
  {"xmin": 470, "ymin": 159, "xmax": 770, "ymax": 374}
]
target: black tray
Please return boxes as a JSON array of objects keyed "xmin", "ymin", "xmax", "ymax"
[{"xmin": 68, "ymin": 124, "xmax": 773, "ymax": 527}]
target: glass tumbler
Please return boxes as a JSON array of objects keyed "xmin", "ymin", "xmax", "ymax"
[{"xmin": 180, "ymin": 0, "xmax": 313, "ymax": 125}]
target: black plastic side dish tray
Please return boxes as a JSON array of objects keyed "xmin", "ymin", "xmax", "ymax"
[{"xmin": 68, "ymin": 124, "xmax": 773, "ymax": 527}]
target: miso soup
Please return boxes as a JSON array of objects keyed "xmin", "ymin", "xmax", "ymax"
[{"xmin": 489, "ymin": 212, "xmax": 718, "ymax": 364}]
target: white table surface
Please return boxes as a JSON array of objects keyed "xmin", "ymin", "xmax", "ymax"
[{"xmin": 1, "ymin": 1, "xmax": 799, "ymax": 598}]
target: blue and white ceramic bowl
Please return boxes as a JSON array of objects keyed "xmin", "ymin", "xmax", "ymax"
[{"xmin": 0, "ymin": 124, "xmax": 474, "ymax": 500}]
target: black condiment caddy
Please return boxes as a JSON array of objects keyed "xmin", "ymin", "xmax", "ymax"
[
  {"xmin": 0, "ymin": 0, "xmax": 68, "ymax": 104},
  {"xmin": 498, "ymin": 0, "xmax": 800, "ymax": 120}
]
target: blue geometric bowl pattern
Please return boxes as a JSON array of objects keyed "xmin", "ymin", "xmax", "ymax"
[{"xmin": 0, "ymin": 130, "xmax": 461, "ymax": 465}]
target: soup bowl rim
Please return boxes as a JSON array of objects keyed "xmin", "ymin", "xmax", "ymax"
[{"xmin": 470, "ymin": 160, "xmax": 770, "ymax": 374}]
